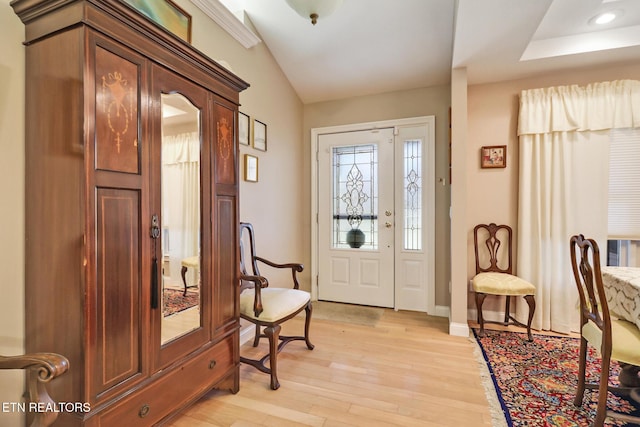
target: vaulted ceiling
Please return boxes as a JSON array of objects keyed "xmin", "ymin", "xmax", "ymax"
[{"xmin": 209, "ymin": 0, "xmax": 640, "ymax": 104}]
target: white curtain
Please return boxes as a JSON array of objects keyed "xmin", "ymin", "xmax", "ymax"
[
  {"xmin": 162, "ymin": 132, "xmax": 200, "ymax": 285},
  {"xmin": 517, "ymin": 80, "xmax": 640, "ymax": 334}
]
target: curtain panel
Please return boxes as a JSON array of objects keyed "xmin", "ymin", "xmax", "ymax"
[
  {"xmin": 162, "ymin": 132, "xmax": 201, "ymax": 286},
  {"xmin": 516, "ymin": 79, "xmax": 640, "ymax": 334}
]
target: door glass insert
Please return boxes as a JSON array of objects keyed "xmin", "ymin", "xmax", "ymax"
[
  {"xmin": 403, "ymin": 139, "xmax": 422, "ymax": 250},
  {"xmin": 332, "ymin": 145, "xmax": 378, "ymax": 249}
]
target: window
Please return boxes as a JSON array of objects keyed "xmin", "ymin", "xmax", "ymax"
[
  {"xmin": 607, "ymin": 128, "xmax": 640, "ymax": 266},
  {"xmin": 403, "ymin": 139, "xmax": 422, "ymax": 250},
  {"xmin": 331, "ymin": 145, "xmax": 378, "ymax": 249}
]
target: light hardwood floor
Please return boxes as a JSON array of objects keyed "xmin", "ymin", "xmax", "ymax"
[{"xmin": 168, "ymin": 305, "xmax": 495, "ymax": 427}]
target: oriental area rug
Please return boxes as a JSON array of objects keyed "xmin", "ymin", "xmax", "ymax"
[
  {"xmin": 163, "ymin": 288, "xmax": 199, "ymax": 317},
  {"xmin": 473, "ymin": 329, "xmax": 640, "ymax": 426}
]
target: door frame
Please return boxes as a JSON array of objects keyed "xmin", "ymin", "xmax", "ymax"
[{"xmin": 311, "ymin": 116, "xmax": 435, "ymax": 312}]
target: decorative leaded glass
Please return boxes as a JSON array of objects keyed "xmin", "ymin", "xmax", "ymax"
[
  {"xmin": 332, "ymin": 145, "xmax": 378, "ymax": 249},
  {"xmin": 404, "ymin": 139, "xmax": 422, "ymax": 250}
]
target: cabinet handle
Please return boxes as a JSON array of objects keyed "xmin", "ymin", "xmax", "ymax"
[
  {"xmin": 209, "ymin": 360, "xmax": 217, "ymax": 369},
  {"xmin": 139, "ymin": 404, "xmax": 150, "ymax": 418}
]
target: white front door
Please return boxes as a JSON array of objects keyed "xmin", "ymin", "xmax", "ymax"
[
  {"xmin": 315, "ymin": 119, "xmax": 434, "ymax": 311},
  {"xmin": 318, "ymin": 128, "xmax": 394, "ymax": 307},
  {"xmin": 317, "ymin": 128, "xmax": 395, "ymax": 307}
]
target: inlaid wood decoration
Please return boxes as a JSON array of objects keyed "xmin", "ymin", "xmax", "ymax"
[
  {"xmin": 95, "ymin": 46, "xmax": 140, "ymax": 174},
  {"xmin": 215, "ymin": 104, "xmax": 235, "ymax": 184}
]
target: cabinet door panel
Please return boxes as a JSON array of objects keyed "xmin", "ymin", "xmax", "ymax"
[
  {"xmin": 95, "ymin": 45, "xmax": 141, "ymax": 174},
  {"xmin": 95, "ymin": 188, "xmax": 142, "ymax": 397},
  {"xmin": 214, "ymin": 196, "xmax": 237, "ymax": 331}
]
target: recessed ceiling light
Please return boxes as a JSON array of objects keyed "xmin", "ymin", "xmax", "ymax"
[{"xmin": 590, "ymin": 10, "xmax": 623, "ymax": 25}]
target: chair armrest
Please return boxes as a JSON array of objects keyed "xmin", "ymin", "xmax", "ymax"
[
  {"xmin": 0, "ymin": 352, "xmax": 69, "ymax": 427},
  {"xmin": 240, "ymin": 273, "xmax": 269, "ymax": 317},
  {"xmin": 255, "ymin": 256, "xmax": 304, "ymax": 289},
  {"xmin": 0, "ymin": 352, "xmax": 69, "ymax": 382}
]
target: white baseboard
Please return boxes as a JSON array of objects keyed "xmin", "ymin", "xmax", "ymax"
[
  {"xmin": 239, "ymin": 324, "xmax": 256, "ymax": 346},
  {"xmin": 434, "ymin": 304, "xmax": 450, "ymax": 318},
  {"xmin": 467, "ymin": 308, "xmax": 506, "ymax": 323},
  {"xmin": 449, "ymin": 322, "xmax": 470, "ymax": 337}
]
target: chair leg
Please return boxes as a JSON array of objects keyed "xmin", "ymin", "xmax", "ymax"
[
  {"xmin": 304, "ymin": 302, "xmax": 314, "ymax": 350},
  {"xmin": 524, "ymin": 295, "xmax": 535, "ymax": 342},
  {"xmin": 574, "ymin": 336, "xmax": 587, "ymax": 407},
  {"xmin": 594, "ymin": 352, "xmax": 611, "ymax": 427},
  {"xmin": 265, "ymin": 324, "xmax": 281, "ymax": 390},
  {"xmin": 504, "ymin": 296, "xmax": 511, "ymax": 325},
  {"xmin": 181, "ymin": 266, "xmax": 188, "ymax": 296},
  {"xmin": 253, "ymin": 324, "xmax": 261, "ymax": 347},
  {"xmin": 476, "ymin": 293, "xmax": 487, "ymax": 337}
]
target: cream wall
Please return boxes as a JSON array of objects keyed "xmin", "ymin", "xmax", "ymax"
[
  {"xmin": 177, "ymin": 1, "xmax": 307, "ymax": 287},
  {"xmin": 0, "ymin": 1, "xmax": 26, "ymax": 425},
  {"xmin": 465, "ymin": 60, "xmax": 640, "ymax": 315},
  {"xmin": 450, "ymin": 68, "xmax": 469, "ymax": 335},
  {"xmin": 303, "ymin": 85, "xmax": 452, "ymax": 308}
]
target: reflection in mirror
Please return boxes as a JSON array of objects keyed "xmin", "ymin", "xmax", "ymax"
[{"xmin": 160, "ymin": 93, "xmax": 201, "ymax": 345}]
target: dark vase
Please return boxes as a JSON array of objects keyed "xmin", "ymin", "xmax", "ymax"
[{"xmin": 346, "ymin": 228, "xmax": 365, "ymax": 248}]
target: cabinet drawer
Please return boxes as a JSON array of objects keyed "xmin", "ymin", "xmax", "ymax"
[{"xmin": 98, "ymin": 336, "xmax": 236, "ymax": 426}]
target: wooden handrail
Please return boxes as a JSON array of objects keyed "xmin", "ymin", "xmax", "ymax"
[{"xmin": 0, "ymin": 353, "xmax": 69, "ymax": 427}]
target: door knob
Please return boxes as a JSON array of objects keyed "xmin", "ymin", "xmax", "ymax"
[
  {"xmin": 385, "ymin": 210, "xmax": 392, "ymax": 216},
  {"xmin": 385, "ymin": 222, "xmax": 392, "ymax": 228}
]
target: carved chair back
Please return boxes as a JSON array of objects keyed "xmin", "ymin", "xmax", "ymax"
[
  {"xmin": 473, "ymin": 223, "xmax": 513, "ymax": 275},
  {"xmin": 239, "ymin": 222, "xmax": 260, "ymax": 293},
  {"xmin": 569, "ymin": 234, "xmax": 610, "ymax": 341}
]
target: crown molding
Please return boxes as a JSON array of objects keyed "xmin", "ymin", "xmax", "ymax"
[{"xmin": 190, "ymin": 0, "xmax": 261, "ymax": 49}]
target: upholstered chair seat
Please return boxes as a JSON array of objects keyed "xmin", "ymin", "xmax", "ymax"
[
  {"xmin": 472, "ymin": 272, "xmax": 536, "ymax": 296},
  {"xmin": 240, "ymin": 288, "xmax": 310, "ymax": 322},
  {"xmin": 582, "ymin": 318, "xmax": 640, "ymax": 367}
]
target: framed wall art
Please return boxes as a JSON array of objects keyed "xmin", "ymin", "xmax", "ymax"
[
  {"xmin": 481, "ymin": 145, "xmax": 506, "ymax": 169},
  {"xmin": 252, "ymin": 119, "xmax": 267, "ymax": 151},
  {"xmin": 238, "ymin": 112, "xmax": 250, "ymax": 146},
  {"xmin": 244, "ymin": 154, "xmax": 258, "ymax": 182},
  {"xmin": 122, "ymin": 0, "xmax": 192, "ymax": 42}
]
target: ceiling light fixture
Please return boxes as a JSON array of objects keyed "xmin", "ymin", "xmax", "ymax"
[
  {"xmin": 285, "ymin": 0, "xmax": 344, "ymax": 25},
  {"xmin": 595, "ymin": 12, "xmax": 616, "ymax": 24},
  {"xmin": 589, "ymin": 9, "xmax": 623, "ymax": 25}
]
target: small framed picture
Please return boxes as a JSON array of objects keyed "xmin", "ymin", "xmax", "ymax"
[
  {"xmin": 244, "ymin": 154, "xmax": 258, "ymax": 182},
  {"xmin": 481, "ymin": 145, "xmax": 506, "ymax": 168},
  {"xmin": 252, "ymin": 119, "xmax": 267, "ymax": 151},
  {"xmin": 238, "ymin": 112, "xmax": 250, "ymax": 146}
]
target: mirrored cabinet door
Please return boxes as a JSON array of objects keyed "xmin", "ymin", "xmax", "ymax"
[
  {"xmin": 151, "ymin": 64, "xmax": 212, "ymax": 369},
  {"xmin": 160, "ymin": 92, "xmax": 201, "ymax": 345}
]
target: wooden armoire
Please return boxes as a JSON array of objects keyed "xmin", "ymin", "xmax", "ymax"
[{"xmin": 11, "ymin": 0, "xmax": 249, "ymax": 425}]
